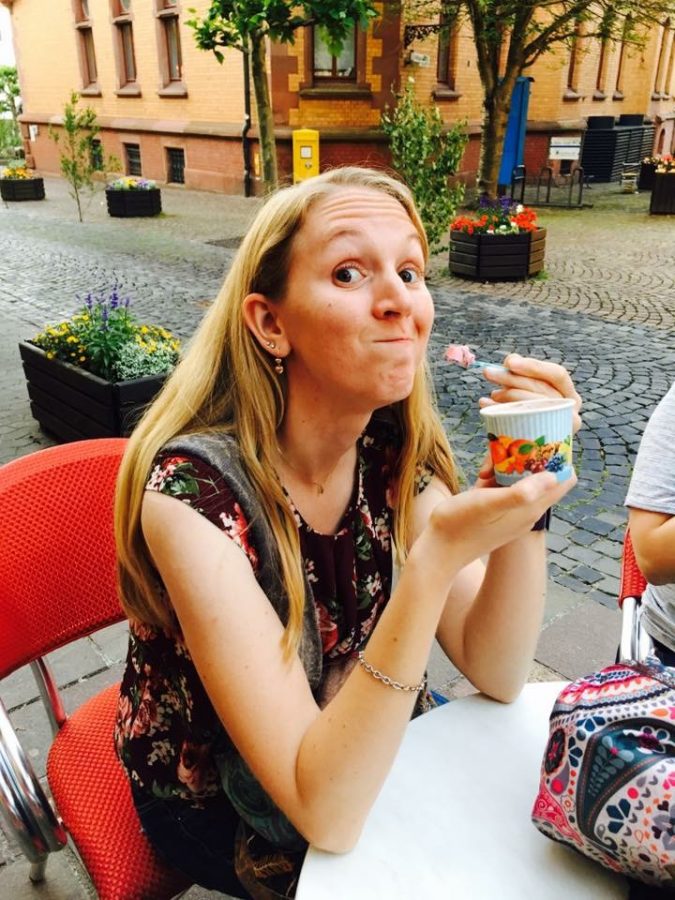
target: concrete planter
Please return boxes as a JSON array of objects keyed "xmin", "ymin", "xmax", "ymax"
[
  {"xmin": 449, "ymin": 228, "xmax": 546, "ymax": 281},
  {"xmin": 106, "ymin": 188, "xmax": 162, "ymax": 218},
  {"xmin": 19, "ymin": 341, "xmax": 167, "ymax": 442},
  {"xmin": 0, "ymin": 177, "xmax": 45, "ymax": 201}
]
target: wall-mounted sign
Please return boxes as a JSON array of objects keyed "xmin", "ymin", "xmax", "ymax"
[{"xmin": 549, "ymin": 136, "xmax": 582, "ymax": 160}]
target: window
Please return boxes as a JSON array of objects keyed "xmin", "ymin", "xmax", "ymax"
[
  {"xmin": 80, "ymin": 28, "xmax": 98, "ymax": 85},
  {"xmin": 665, "ymin": 30, "xmax": 675, "ymax": 97},
  {"xmin": 124, "ymin": 143, "xmax": 142, "ymax": 176},
  {"xmin": 313, "ymin": 25, "xmax": 356, "ymax": 81},
  {"xmin": 436, "ymin": 18, "xmax": 458, "ymax": 90},
  {"xmin": 566, "ymin": 22, "xmax": 583, "ymax": 94},
  {"xmin": 119, "ymin": 22, "xmax": 136, "ymax": 83},
  {"xmin": 112, "ymin": 0, "xmax": 139, "ymax": 93},
  {"xmin": 653, "ymin": 20, "xmax": 672, "ymax": 97},
  {"xmin": 166, "ymin": 147, "xmax": 185, "ymax": 183},
  {"xmin": 614, "ymin": 16, "xmax": 631, "ymax": 96},
  {"xmin": 595, "ymin": 39, "xmax": 609, "ymax": 96},
  {"xmin": 73, "ymin": 0, "xmax": 99, "ymax": 93},
  {"xmin": 155, "ymin": 0, "xmax": 185, "ymax": 93},
  {"xmin": 90, "ymin": 139, "xmax": 103, "ymax": 171}
]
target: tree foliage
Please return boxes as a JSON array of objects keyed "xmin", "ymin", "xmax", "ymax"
[
  {"xmin": 0, "ymin": 66, "xmax": 21, "ymax": 152},
  {"xmin": 49, "ymin": 92, "xmax": 120, "ymax": 222},
  {"xmin": 382, "ymin": 78, "xmax": 467, "ymax": 253},
  {"xmin": 188, "ymin": 0, "xmax": 379, "ymax": 191},
  {"xmin": 407, "ymin": 0, "xmax": 675, "ymax": 196}
]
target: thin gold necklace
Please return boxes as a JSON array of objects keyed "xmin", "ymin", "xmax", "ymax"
[{"xmin": 276, "ymin": 445, "xmax": 346, "ymax": 495}]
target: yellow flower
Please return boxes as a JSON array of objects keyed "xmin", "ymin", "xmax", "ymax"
[
  {"xmin": 140, "ymin": 325, "xmax": 149, "ymax": 334},
  {"xmin": 67, "ymin": 335, "xmax": 77, "ymax": 343},
  {"xmin": 46, "ymin": 351, "xmax": 54, "ymax": 359}
]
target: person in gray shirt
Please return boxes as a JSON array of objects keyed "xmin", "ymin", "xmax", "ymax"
[{"xmin": 625, "ymin": 382, "xmax": 675, "ymax": 663}]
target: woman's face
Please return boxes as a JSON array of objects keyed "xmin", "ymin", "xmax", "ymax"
[{"xmin": 275, "ymin": 187, "xmax": 434, "ymax": 415}]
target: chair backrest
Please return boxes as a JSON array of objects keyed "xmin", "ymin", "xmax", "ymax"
[
  {"xmin": 0, "ymin": 439, "xmax": 128, "ymax": 679},
  {"xmin": 618, "ymin": 528, "xmax": 648, "ymax": 609}
]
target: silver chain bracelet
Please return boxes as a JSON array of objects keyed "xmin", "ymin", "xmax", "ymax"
[{"xmin": 357, "ymin": 651, "xmax": 426, "ymax": 693}]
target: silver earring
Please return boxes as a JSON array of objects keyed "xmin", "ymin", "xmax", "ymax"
[
  {"xmin": 265, "ymin": 340, "xmax": 275, "ymax": 349},
  {"xmin": 274, "ymin": 357, "xmax": 284, "ymax": 375}
]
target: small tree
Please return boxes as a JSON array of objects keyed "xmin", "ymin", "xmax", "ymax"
[
  {"xmin": 49, "ymin": 91, "xmax": 119, "ymax": 222},
  {"xmin": 382, "ymin": 78, "xmax": 467, "ymax": 253},
  {"xmin": 0, "ymin": 66, "xmax": 21, "ymax": 153},
  {"xmin": 188, "ymin": 1, "xmax": 379, "ymax": 193}
]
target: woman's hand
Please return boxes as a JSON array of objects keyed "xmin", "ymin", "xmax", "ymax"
[
  {"xmin": 480, "ymin": 354, "xmax": 583, "ymax": 434},
  {"xmin": 422, "ymin": 468, "xmax": 577, "ymax": 572}
]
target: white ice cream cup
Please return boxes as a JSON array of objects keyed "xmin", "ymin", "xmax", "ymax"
[{"xmin": 479, "ymin": 398, "xmax": 575, "ymax": 486}]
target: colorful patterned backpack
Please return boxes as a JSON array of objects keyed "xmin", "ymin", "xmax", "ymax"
[{"xmin": 532, "ymin": 660, "xmax": 675, "ymax": 888}]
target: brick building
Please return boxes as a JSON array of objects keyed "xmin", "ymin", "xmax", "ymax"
[{"xmin": 3, "ymin": 0, "xmax": 674, "ymax": 194}]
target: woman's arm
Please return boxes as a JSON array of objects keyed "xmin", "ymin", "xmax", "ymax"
[
  {"xmin": 427, "ymin": 354, "xmax": 582, "ymax": 700},
  {"xmin": 626, "ymin": 384, "xmax": 675, "ymax": 586},
  {"xmin": 413, "ymin": 478, "xmax": 548, "ymax": 702},
  {"xmin": 629, "ymin": 509, "xmax": 675, "ymax": 585},
  {"xmin": 141, "ymin": 469, "xmax": 568, "ymax": 854}
]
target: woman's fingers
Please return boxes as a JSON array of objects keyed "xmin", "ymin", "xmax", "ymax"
[{"xmin": 482, "ymin": 354, "xmax": 583, "ymax": 433}]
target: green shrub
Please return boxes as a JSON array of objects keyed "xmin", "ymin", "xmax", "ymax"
[{"xmin": 382, "ymin": 78, "xmax": 467, "ymax": 254}]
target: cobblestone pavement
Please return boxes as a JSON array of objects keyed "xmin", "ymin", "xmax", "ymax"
[{"xmin": 1, "ymin": 176, "xmax": 674, "ymax": 609}]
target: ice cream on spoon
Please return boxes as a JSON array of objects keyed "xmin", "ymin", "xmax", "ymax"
[{"xmin": 444, "ymin": 344, "xmax": 507, "ymax": 373}]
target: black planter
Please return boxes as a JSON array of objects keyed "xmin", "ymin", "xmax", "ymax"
[
  {"xmin": 0, "ymin": 177, "xmax": 45, "ymax": 201},
  {"xmin": 106, "ymin": 188, "xmax": 162, "ymax": 218},
  {"xmin": 19, "ymin": 341, "xmax": 168, "ymax": 442},
  {"xmin": 650, "ymin": 173, "xmax": 675, "ymax": 215},
  {"xmin": 638, "ymin": 162, "xmax": 657, "ymax": 191},
  {"xmin": 449, "ymin": 228, "xmax": 546, "ymax": 281}
]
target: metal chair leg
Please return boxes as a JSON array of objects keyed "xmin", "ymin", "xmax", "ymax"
[{"xmin": 29, "ymin": 858, "xmax": 47, "ymax": 883}]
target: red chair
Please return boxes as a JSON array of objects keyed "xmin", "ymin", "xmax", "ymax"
[
  {"xmin": 618, "ymin": 529, "xmax": 652, "ymax": 663},
  {"xmin": 0, "ymin": 440, "xmax": 191, "ymax": 899}
]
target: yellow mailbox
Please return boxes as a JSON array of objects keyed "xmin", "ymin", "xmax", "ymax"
[{"xmin": 292, "ymin": 129, "xmax": 320, "ymax": 183}]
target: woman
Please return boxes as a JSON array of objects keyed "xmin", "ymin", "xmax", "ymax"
[{"xmin": 114, "ymin": 167, "xmax": 581, "ymax": 898}]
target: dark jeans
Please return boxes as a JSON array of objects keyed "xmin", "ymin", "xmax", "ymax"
[
  {"xmin": 652, "ymin": 636, "xmax": 675, "ymax": 668},
  {"xmin": 131, "ymin": 784, "xmax": 251, "ymax": 898}
]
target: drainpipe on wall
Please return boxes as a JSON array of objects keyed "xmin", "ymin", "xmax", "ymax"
[{"xmin": 242, "ymin": 38, "xmax": 252, "ymax": 198}]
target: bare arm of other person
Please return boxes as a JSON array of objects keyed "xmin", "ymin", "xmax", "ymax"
[
  {"xmin": 141, "ymin": 462, "xmax": 572, "ymax": 854},
  {"xmin": 414, "ymin": 354, "xmax": 582, "ymax": 702},
  {"xmin": 627, "ymin": 384, "xmax": 675, "ymax": 586}
]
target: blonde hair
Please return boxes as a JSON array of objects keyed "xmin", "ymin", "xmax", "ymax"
[{"xmin": 115, "ymin": 166, "xmax": 459, "ymax": 654}]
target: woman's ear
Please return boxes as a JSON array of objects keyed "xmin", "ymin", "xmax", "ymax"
[{"xmin": 242, "ymin": 293, "xmax": 288, "ymax": 355}]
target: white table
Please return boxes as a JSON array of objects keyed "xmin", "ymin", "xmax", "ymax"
[{"xmin": 297, "ymin": 681, "xmax": 629, "ymax": 899}]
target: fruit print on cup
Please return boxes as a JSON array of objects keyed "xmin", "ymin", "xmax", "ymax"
[
  {"xmin": 479, "ymin": 398, "xmax": 575, "ymax": 486},
  {"xmin": 488, "ymin": 433, "xmax": 572, "ymax": 481}
]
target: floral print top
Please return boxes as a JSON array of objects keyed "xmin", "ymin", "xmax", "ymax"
[{"xmin": 115, "ymin": 417, "xmax": 429, "ymax": 810}]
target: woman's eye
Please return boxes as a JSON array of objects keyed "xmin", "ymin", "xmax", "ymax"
[
  {"xmin": 399, "ymin": 267, "xmax": 421, "ymax": 284},
  {"xmin": 334, "ymin": 266, "xmax": 365, "ymax": 284}
]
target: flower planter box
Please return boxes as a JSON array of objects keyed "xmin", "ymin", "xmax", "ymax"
[
  {"xmin": 649, "ymin": 173, "xmax": 675, "ymax": 215},
  {"xmin": 449, "ymin": 228, "xmax": 546, "ymax": 281},
  {"xmin": 19, "ymin": 341, "xmax": 167, "ymax": 442},
  {"xmin": 106, "ymin": 188, "xmax": 162, "ymax": 218},
  {"xmin": 638, "ymin": 162, "xmax": 657, "ymax": 191},
  {"xmin": 0, "ymin": 177, "xmax": 45, "ymax": 201}
]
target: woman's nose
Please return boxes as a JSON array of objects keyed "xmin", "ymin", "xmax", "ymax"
[{"xmin": 372, "ymin": 272, "xmax": 413, "ymax": 317}]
